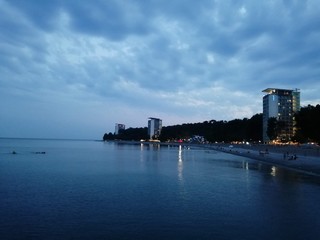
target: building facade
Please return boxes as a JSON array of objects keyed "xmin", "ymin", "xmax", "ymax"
[
  {"xmin": 114, "ymin": 123, "xmax": 125, "ymax": 135},
  {"xmin": 148, "ymin": 117, "xmax": 162, "ymax": 140},
  {"xmin": 262, "ymin": 88, "xmax": 300, "ymax": 143}
]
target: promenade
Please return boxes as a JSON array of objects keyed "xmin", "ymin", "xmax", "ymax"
[{"xmin": 210, "ymin": 144, "xmax": 320, "ymax": 176}]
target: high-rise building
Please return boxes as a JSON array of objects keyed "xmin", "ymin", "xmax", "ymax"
[
  {"xmin": 148, "ymin": 117, "xmax": 162, "ymax": 140},
  {"xmin": 114, "ymin": 123, "xmax": 125, "ymax": 135},
  {"xmin": 262, "ymin": 88, "xmax": 300, "ymax": 143}
]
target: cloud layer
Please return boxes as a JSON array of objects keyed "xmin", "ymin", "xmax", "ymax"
[{"xmin": 1, "ymin": 0, "xmax": 320, "ymax": 139}]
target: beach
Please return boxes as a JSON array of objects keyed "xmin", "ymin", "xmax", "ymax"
[{"xmin": 211, "ymin": 143, "xmax": 320, "ymax": 176}]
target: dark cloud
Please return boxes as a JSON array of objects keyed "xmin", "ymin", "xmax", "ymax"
[
  {"xmin": 5, "ymin": 0, "xmax": 62, "ymax": 31},
  {"xmin": 1, "ymin": 0, "xmax": 320, "ymax": 138},
  {"xmin": 65, "ymin": 1, "xmax": 151, "ymax": 40}
]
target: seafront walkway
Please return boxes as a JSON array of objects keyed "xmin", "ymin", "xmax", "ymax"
[{"xmin": 208, "ymin": 144, "xmax": 320, "ymax": 176}]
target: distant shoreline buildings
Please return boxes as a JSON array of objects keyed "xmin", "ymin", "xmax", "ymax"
[
  {"xmin": 113, "ymin": 118, "xmax": 162, "ymax": 140},
  {"xmin": 114, "ymin": 123, "xmax": 125, "ymax": 135},
  {"xmin": 262, "ymin": 88, "xmax": 300, "ymax": 143},
  {"xmin": 112, "ymin": 88, "xmax": 302, "ymax": 144},
  {"xmin": 148, "ymin": 117, "xmax": 162, "ymax": 140}
]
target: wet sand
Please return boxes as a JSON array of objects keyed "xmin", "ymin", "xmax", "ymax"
[{"xmin": 211, "ymin": 144, "xmax": 320, "ymax": 176}]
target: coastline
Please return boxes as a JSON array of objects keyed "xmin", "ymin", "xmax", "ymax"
[
  {"xmin": 6, "ymin": 137, "xmax": 319, "ymax": 176},
  {"xmin": 207, "ymin": 144, "xmax": 320, "ymax": 177},
  {"xmin": 111, "ymin": 140, "xmax": 320, "ymax": 176}
]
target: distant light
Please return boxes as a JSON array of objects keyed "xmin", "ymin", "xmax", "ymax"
[{"xmin": 271, "ymin": 166, "xmax": 277, "ymax": 176}]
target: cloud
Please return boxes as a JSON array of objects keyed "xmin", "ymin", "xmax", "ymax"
[
  {"xmin": 65, "ymin": 1, "xmax": 151, "ymax": 40},
  {"xmin": 1, "ymin": 0, "xmax": 320, "ymax": 138}
]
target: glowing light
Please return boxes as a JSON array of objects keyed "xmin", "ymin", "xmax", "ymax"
[{"xmin": 271, "ymin": 166, "xmax": 277, "ymax": 176}]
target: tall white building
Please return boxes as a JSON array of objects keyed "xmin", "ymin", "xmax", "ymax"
[
  {"xmin": 148, "ymin": 117, "xmax": 162, "ymax": 140},
  {"xmin": 262, "ymin": 88, "xmax": 300, "ymax": 143},
  {"xmin": 114, "ymin": 123, "xmax": 125, "ymax": 135}
]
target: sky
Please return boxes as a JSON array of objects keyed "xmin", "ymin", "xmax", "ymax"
[{"xmin": 1, "ymin": 0, "xmax": 320, "ymax": 139}]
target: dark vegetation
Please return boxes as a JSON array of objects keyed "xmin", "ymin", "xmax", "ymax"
[
  {"xmin": 103, "ymin": 104, "xmax": 320, "ymax": 144},
  {"xmin": 294, "ymin": 104, "xmax": 320, "ymax": 143},
  {"xmin": 103, "ymin": 114, "xmax": 263, "ymax": 142},
  {"xmin": 159, "ymin": 114, "xmax": 262, "ymax": 142}
]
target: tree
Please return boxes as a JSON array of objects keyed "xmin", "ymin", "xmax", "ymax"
[
  {"xmin": 295, "ymin": 104, "xmax": 320, "ymax": 144},
  {"xmin": 246, "ymin": 113, "xmax": 263, "ymax": 141},
  {"xmin": 103, "ymin": 132, "xmax": 114, "ymax": 141}
]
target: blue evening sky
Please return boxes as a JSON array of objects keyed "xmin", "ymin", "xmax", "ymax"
[{"xmin": 1, "ymin": 0, "xmax": 319, "ymax": 139}]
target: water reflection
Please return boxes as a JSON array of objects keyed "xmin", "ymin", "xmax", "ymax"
[
  {"xmin": 140, "ymin": 143, "xmax": 144, "ymax": 162},
  {"xmin": 178, "ymin": 145, "xmax": 182, "ymax": 162},
  {"xmin": 270, "ymin": 166, "xmax": 277, "ymax": 177},
  {"xmin": 242, "ymin": 161, "xmax": 249, "ymax": 170},
  {"xmin": 178, "ymin": 145, "xmax": 183, "ymax": 182},
  {"xmin": 139, "ymin": 143, "xmax": 162, "ymax": 162},
  {"xmin": 234, "ymin": 158, "xmax": 318, "ymax": 184},
  {"xmin": 177, "ymin": 145, "xmax": 189, "ymax": 203}
]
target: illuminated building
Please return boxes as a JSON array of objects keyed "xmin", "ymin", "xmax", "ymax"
[
  {"xmin": 148, "ymin": 117, "xmax": 162, "ymax": 140},
  {"xmin": 262, "ymin": 88, "xmax": 300, "ymax": 143}
]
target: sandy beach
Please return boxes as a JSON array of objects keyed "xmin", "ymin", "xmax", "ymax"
[{"xmin": 211, "ymin": 143, "xmax": 320, "ymax": 176}]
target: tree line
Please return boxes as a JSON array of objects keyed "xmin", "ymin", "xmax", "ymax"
[
  {"xmin": 293, "ymin": 104, "xmax": 320, "ymax": 143},
  {"xmin": 103, "ymin": 113, "xmax": 263, "ymax": 143},
  {"xmin": 103, "ymin": 104, "xmax": 320, "ymax": 144}
]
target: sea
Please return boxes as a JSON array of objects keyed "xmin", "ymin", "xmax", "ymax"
[{"xmin": 0, "ymin": 138, "xmax": 320, "ymax": 240}]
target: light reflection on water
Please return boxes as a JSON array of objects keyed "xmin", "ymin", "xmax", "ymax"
[
  {"xmin": 271, "ymin": 166, "xmax": 277, "ymax": 176},
  {"xmin": 178, "ymin": 145, "xmax": 183, "ymax": 183},
  {"xmin": 1, "ymin": 139, "xmax": 320, "ymax": 240}
]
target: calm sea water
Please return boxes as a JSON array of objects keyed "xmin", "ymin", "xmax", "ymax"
[{"xmin": 0, "ymin": 138, "xmax": 320, "ymax": 240}]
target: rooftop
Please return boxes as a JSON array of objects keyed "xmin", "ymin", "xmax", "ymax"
[{"xmin": 262, "ymin": 88, "xmax": 300, "ymax": 94}]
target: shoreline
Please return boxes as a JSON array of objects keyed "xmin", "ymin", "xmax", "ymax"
[
  {"xmin": 111, "ymin": 140, "xmax": 320, "ymax": 176},
  {"xmin": 206, "ymin": 144, "xmax": 320, "ymax": 177}
]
